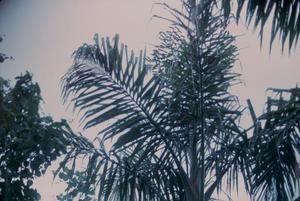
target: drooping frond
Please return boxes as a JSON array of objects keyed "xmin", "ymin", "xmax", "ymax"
[
  {"xmin": 245, "ymin": 88, "xmax": 300, "ymax": 201},
  {"xmin": 219, "ymin": 0, "xmax": 300, "ymax": 52}
]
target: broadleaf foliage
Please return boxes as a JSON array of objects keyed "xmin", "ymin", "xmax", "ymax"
[{"xmin": 0, "ymin": 72, "xmax": 76, "ymax": 201}]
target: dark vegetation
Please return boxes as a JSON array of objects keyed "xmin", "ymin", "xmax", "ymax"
[{"xmin": 0, "ymin": 72, "xmax": 76, "ymax": 200}]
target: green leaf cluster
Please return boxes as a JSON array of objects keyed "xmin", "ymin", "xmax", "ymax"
[{"xmin": 0, "ymin": 72, "xmax": 75, "ymax": 201}]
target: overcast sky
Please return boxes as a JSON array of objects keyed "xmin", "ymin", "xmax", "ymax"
[{"xmin": 0, "ymin": 0, "xmax": 299, "ymax": 200}]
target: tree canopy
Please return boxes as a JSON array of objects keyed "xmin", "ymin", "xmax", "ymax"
[{"xmin": 0, "ymin": 72, "xmax": 76, "ymax": 201}]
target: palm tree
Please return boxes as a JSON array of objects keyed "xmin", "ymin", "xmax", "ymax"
[{"xmin": 58, "ymin": 1, "xmax": 300, "ymax": 201}]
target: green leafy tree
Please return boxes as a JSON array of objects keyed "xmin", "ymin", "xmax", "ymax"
[
  {"xmin": 0, "ymin": 72, "xmax": 76, "ymax": 201},
  {"xmin": 59, "ymin": 1, "xmax": 300, "ymax": 201}
]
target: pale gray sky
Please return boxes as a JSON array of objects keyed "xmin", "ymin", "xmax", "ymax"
[{"xmin": 0, "ymin": 0, "xmax": 299, "ymax": 200}]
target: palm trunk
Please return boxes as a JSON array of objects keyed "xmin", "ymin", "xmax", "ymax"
[{"xmin": 189, "ymin": 1, "xmax": 210, "ymax": 200}]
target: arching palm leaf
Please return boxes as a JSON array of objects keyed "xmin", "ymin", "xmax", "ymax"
[{"xmin": 60, "ymin": 34, "xmax": 187, "ymax": 201}]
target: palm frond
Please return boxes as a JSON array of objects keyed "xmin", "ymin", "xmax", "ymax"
[
  {"xmin": 62, "ymin": 34, "xmax": 163, "ymax": 142},
  {"xmin": 219, "ymin": 0, "xmax": 300, "ymax": 52},
  {"xmin": 245, "ymin": 88, "xmax": 300, "ymax": 201},
  {"xmin": 60, "ymin": 34, "xmax": 189, "ymax": 201}
]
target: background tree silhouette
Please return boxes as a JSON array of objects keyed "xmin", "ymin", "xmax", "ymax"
[{"xmin": 0, "ymin": 72, "xmax": 76, "ymax": 201}]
